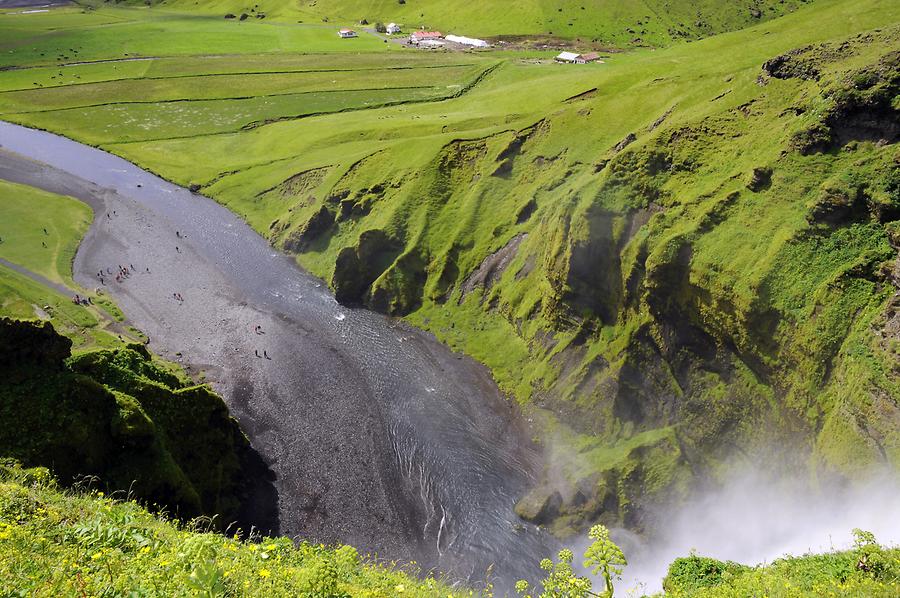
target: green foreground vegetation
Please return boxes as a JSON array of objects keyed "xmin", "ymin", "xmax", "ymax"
[
  {"xmin": 3, "ymin": 462, "xmax": 898, "ymax": 597},
  {"xmin": 0, "ymin": 462, "xmax": 464, "ymax": 597},
  {"xmin": 657, "ymin": 534, "xmax": 900, "ymax": 598}
]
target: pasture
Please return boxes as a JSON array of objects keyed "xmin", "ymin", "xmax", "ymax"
[{"xmin": 0, "ymin": 179, "xmax": 130, "ymax": 349}]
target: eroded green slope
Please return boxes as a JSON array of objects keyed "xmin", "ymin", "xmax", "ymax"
[
  {"xmin": 228, "ymin": 2, "xmax": 900, "ymax": 534},
  {"xmin": 0, "ymin": 318, "xmax": 259, "ymax": 525}
]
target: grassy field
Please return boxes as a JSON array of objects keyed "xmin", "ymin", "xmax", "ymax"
[
  {"xmin": 2, "ymin": 60, "xmax": 494, "ymax": 143},
  {"xmin": 0, "ymin": 7, "xmax": 496, "ymax": 143},
  {"xmin": 102, "ymin": 0, "xmax": 813, "ymax": 47},
  {"xmin": 0, "ymin": 179, "xmax": 90, "ymax": 286},
  {"xmin": 1, "ymin": 0, "xmax": 898, "ymax": 544},
  {"xmin": 0, "ymin": 179, "xmax": 134, "ymax": 350},
  {"xmin": 0, "ymin": 6, "xmax": 387, "ymax": 68}
]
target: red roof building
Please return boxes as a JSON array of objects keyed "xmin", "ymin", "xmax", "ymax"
[
  {"xmin": 410, "ymin": 31, "xmax": 443, "ymax": 42},
  {"xmin": 576, "ymin": 52, "xmax": 601, "ymax": 63}
]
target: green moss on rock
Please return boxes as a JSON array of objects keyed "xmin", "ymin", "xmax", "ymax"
[{"xmin": 0, "ymin": 317, "xmax": 254, "ymax": 526}]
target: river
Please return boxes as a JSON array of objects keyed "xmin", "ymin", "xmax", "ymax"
[{"xmin": 0, "ymin": 120, "xmax": 554, "ymax": 592}]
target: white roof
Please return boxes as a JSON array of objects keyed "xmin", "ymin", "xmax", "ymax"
[
  {"xmin": 445, "ymin": 34, "xmax": 489, "ymax": 47},
  {"xmin": 556, "ymin": 51, "xmax": 580, "ymax": 61}
]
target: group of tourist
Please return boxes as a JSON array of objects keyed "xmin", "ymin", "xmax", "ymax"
[{"xmin": 71, "ymin": 294, "xmax": 91, "ymax": 306}]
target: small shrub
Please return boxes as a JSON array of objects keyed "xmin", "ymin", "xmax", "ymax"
[
  {"xmin": 663, "ymin": 553, "xmax": 748, "ymax": 593},
  {"xmin": 517, "ymin": 524, "xmax": 625, "ymax": 598},
  {"xmin": 853, "ymin": 528, "xmax": 890, "ymax": 579}
]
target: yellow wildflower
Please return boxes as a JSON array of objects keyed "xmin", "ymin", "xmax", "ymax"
[{"xmin": 259, "ymin": 568, "xmax": 271, "ymax": 578}]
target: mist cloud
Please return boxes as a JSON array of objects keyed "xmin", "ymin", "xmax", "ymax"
[{"xmin": 566, "ymin": 468, "xmax": 900, "ymax": 596}]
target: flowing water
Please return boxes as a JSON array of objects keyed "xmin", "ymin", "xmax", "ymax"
[{"xmin": 0, "ymin": 121, "xmax": 554, "ymax": 592}]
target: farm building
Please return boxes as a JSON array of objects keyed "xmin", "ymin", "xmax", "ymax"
[
  {"xmin": 445, "ymin": 34, "xmax": 489, "ymax": 47},
  {"xmin": 555, "ymin": 51, "xmax": 580, "ymax": 63},
  {"xmin": 338, "ymin": 28, "xmax": 357, "ymax": 38},
  {"xmin": 576, "ymin": 52, "xmax": 602, "ymax": 63},
  {"xmin": 386, "ymin": 22, "xmax": 401, "ymax": 34},
  {"xmin": 410, "ymin": 31, "xmax": 443, "ymax": 43}
]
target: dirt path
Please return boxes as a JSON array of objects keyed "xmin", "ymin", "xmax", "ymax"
[{"xmin": 0, "ymin": 256, "xmax": 71, "ymax": 296}]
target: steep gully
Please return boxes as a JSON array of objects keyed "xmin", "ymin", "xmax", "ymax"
[{"xmin": 0, "ymin": 121, "xmax": 554, "ymax": 591}]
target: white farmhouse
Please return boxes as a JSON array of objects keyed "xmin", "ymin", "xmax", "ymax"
[
  {"xmin": 338, "ymin": 28, "xmax": 357, "ymax": 38},
  {"xmin": 554, "ymin": 51, "xmax": 580, "ymax": 63},
  {"xmin": 386, "ymin": 22, "xmax": 401, "ymax": 34}
]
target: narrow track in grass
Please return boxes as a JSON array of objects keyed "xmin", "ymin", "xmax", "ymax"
[
  {"xmin": 240, "ymin": 61, "xmax": 501, "ymax": 131},
  {"xmin": 0, "ymin": 257, "xmax": 71, "ymax": 296},
  {"xmin": 0, "ymin": 62, "xmax": 483, "ymax": 92},
  {"xmin": 4, "ymin": 85, "xmax": 441, "ymax": 113}
]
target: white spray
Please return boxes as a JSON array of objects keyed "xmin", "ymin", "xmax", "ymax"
[{"xmin": 608, "ymin": 468, "xmax": 900, "ymax": 595}]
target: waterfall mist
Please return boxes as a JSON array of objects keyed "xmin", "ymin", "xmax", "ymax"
[{"xmin": 602, "ymin": 468, "xmax": 900, "ymax": 596}]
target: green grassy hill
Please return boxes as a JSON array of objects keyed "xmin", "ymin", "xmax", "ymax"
[
  {"xmin": 1, "ymin": 0, "xmax": 898, "ymax": 546},
  {"xmin": 123, "ymin": 0, "xmax": 813, "ymax": 47}
]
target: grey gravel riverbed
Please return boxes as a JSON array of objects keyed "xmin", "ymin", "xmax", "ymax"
[{"xmin": 0, "ymin": 121, "xmax": 553, "ymax": 591}]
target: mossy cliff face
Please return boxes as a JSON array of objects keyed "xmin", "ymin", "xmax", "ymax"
[
  {"xmin": 0, "ymin": 318, "xmax": 256, "ymax": 525},
  {"xmin": 267, "ymin": 28, "xmax": 900, "ymax": 534}
]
